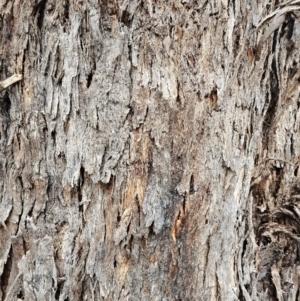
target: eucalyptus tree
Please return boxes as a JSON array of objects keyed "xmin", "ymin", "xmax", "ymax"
[{"xmin": 1, "ymin": 0, "xmax": 300, "ymax": 300}]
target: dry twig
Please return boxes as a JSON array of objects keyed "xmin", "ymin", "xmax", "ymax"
[{"xmin": 0, "ymin": 74, "xmax": 22, "ymax": 93}]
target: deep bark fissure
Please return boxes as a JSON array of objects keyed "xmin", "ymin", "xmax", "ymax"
[{"xmin": 0, "ymin": 246, "xmax": 13, "ymax": 300}]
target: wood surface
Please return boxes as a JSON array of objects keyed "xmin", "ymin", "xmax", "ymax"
[{"xmin": 0, "ymin": 0, "xmax": 300, "ymax": 300}]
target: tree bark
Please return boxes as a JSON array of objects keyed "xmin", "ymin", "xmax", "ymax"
[{"xmin": 1, "ymin": 0, "xmax": 300, "ymax": 300}]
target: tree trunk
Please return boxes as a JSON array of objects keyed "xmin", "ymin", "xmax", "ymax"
[{"xmin": 1, "ymin": 0, "xmax": 300, "ymax": 300}]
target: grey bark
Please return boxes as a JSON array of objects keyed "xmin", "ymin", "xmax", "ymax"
[{"xmin": 0, "ymin": 0, "xmax": 300, "ymax": 300}]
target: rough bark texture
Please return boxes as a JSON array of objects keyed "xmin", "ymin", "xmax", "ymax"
[{"xmin": 1, "ymin": 0, "xmax": 300, "ymax": 300}]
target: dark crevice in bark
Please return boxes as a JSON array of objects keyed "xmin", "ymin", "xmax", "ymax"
[
  {"xmin": 272, "ymin": 165, "xmax": 283, "ymax": 198},
  {"xmin": 121, "ymin": 9, "xmax": 133, "ymax": 28},
  {"xmin": 0, "ymin": 92, "xmax": 11, "ymax": 140},
  {"xmin": 238, "ymin": 291, "xmax": 245, "ymax": 301},
  {"xmin": 250, "ymin": 115, "xmax": 253, "ymax": 135},
  {"xmin": 281, "ymin": 14, "xmax": 294, "ymax": 40},
  {"xmin": 42, "ymin": 125, "xmax": 48, "ymax": 144},
  {"xmin": 16, "ymin": 177, "xmax": 24, "ymax": 234},
  {"xmin": 148, "ymin": 221, "xmax": 155, "ymax": 236},
  {"xmin": 209, "ymin": 11, "xmax": 219, "ymax": 18},
  {"xmin": 53, "ymin": 45, "xmax": 64, "ymax": 85},
  {"xmin": 296, "ymin": 288, "xmax": 300, "ymax": 300},
  {"xmin": 27, "ymin": 202, "xmax": 35, "ymax": 219},
  {"xmin": 272, "ymin": 29, "xmax": 279, "ymax": 53},
  {"xmin": 21, "ymin": 41, "xmax": 28, "ymax": 80},
  {"xmin": 33, "ymin": 0, "xmax": 48, "ymax": 30},
  {"xmin": 128, "ymin": 235, "xmax": 133, "ymax": 253},
  {"xmin": 51, "ymin": 129, "xmax": 56, "ymax": 146},
  {"xmin": 233, "ymin": 29, "xmax": 241, "ymax": 58},
  {"xmin": 103, "ymin": 209, "xmax": 107, "ymax": 242},
  {"xmin": 135, "ymin": 195, "xmax": 141, "ymax": 228},
  {"xmin": 127, "ymin": 39, "xmax": 133, "ymax": 110},
  {"xmin": 17, "ymin": 290, "xmax": 24, "ymax": 300},
  {"xmin": 63, "ymin": 0, "xmax": 69, "ymax": 23},
  {"xmin": 126, "ymin": 221, "xmax": 131, "ymax": 236},
  {"xmin": 262, "ymin": 58, "xmax": 279, "ymax": 148},
  {"xmin": 241, "ymin": 239, "xmax": 247, "ymax": 265},
  {"xmin": 55, "ymin": 281, "xmax": 65, "ymax": 300},
  {"xmin": 79, "ymin": 166, "xmax": 85, "ymax": 187},
  {"xmin": 209, "ymin": 88, "xmax": 218, "ymax": 110},
  {"xmin": 260, "ymin": 71, "xmax": 266, "ymax": 86},
  {"xmin": 78, "ymin": 190, "xmax": 83, "ymax": 212},
  {"xmin": 0, "ymin": 246, "xmax": 13, "ymax": 300},
  {"xmin": 86, "ymin": 72, "xmax": 93, "ymax": 88},
  {"xmin": 114, "ymin": 257, "xmax": 117, "ymax": 268},
  {"xmin": 290, "ymin": 134, "xmax": 294, "ymax": 156},
  {"xmin": 79, "ymin": 37, "xmax": 84, "ymax": 52},
  {"xmin": 117, "ymin": 210, "xmax": 121, "ymax": 223},
  {"xmin": 294, "ymin": 166, "xmax": 299, "ymax": 177},
  {"xmin": 0, "ymin": 91, "xmax": 11, "ymax": 112},
  {"xmin": 99, "ymin": 145, "xmax": 108, "ymax": 178},
  {"xmin": 17, "ymin": 176, "xmax": 23, "ymax": 189},
  {"xmin": 86, "ymin": 61, "xmax": 96, "ymax": 89},
  {"xmin": 189, "ymin": 174, "xmax": 195, "ymax": 194}
]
